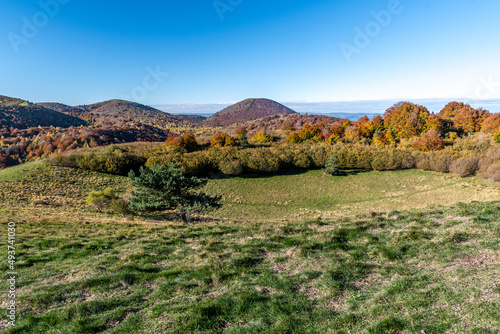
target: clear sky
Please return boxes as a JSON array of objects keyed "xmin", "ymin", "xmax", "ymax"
[{"xmin": 1, "ymin": 0, "xmax": 500, "ymax": 106}]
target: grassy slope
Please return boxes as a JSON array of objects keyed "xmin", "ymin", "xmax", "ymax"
[
  {"xmin": 0, "ymin": 202, "xmax": 498, "ymax": 333},
  {"xmin": 0, "ymin": 163, "xmax": 499, "ymax": 333},
  {"xmin": 205, "ymin": 169, "xmax": 500, "ymax": 222},
  {"xmin": 1, "ymin": 163, "xmax": 499, "ymax": 224}
]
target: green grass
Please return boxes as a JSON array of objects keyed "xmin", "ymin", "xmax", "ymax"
[
  {"xmin": 204, "ymin": 169, "xmax": 500, "ymax": 221},
  {"xmin": 0, "ymin": 163, "xmax": 499, "ymax": 332},
  {"xmin": 1, "ymin": 163, "xmax": 498, "ymax": 224},
  {"xmin": 0, "ymin": 161, "xmax": 44, "ymax": 181},
  {"xmin": 0, "ymin": 202, "xmax": 498, "ymax": 333}
]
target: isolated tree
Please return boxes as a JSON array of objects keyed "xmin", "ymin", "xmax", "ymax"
[
  {"xmin": 128, "ymin": 164, "xmax": 221, "ymax": 223},
  {"xmin": 324, "ymin": 154, "xmax": 340, "ymax": 175}
]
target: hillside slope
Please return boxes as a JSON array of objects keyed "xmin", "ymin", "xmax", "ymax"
[
  {"xmin": 0, "ymin": 95, "xmax": 87, "ymax": 129},
  {"xmin": 204, "ymin": 98, "xmax": 297, "ymax": 127},
  {"xmin": 84, "ymin": 99, "xmax": 187, "ymax": 125},
  {"xmin": 37, "ymin": 102, "xmax": 88, "ymax": 114}
]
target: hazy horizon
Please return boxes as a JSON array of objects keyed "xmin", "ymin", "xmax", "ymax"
[{"xmin": 154, "ymin": 98, "xmax": 500, "ymax": 117}]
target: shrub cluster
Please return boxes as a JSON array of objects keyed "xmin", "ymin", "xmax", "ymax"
[
  {"xmin": 55, "ymin": 134, "xmax": 499, "ymax": 182},
  {"xmin": 146, "ymin": 136, "xmax": 500, "ymax": 180},
  {"xmin": 51, "ymin": 145, "xmax": 146, "ymax": 176},
  {"xmin": 87, "ymin": 188, "xmax": 130, "ymax": 214}
]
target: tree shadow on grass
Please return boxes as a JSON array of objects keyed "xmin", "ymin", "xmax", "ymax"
[
  {"xmin": 337, "ymin": 169, "xmax": 366, "ymax": 176},
  {"xmin": 134, "ymin": 211, "xmax": 222, "ymax": 225},
  {"xmin": 238, "ymin": 168, "xmax": 309, "ymax": 179},
  {"xmin": 220, "ymin": 168, "xmax": 368, "ymax": 180}
]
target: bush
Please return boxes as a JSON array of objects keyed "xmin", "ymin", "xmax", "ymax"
[
  {"xmin": 335, "ymin": 145, "xmax": 372, "ymax": 169},
  {"xmin": 165, "ymin": 132, "xmax": 198, "ymax": 152},
  {"xmin": 427, "ymin": 151, "xmax": 455, "ymax": 173},
  {"xmin": 324, "ymin": 154, "xmax": 340, "ymax": 175},
  {"xmin": 309, "ymin": 145, "xmax": 332, "ymax": 167},
  {"xmin": 211, "ymin": 132, "xmax": 236, "ymax": 147},
  {"xmin": 109, "ymin": 198, "xmax": 131, "ymax": 215},
  {"xmin": 412, "ymin": 129, "xmax": 444, "ymax": 152},
  {"xmin": 219, "ymin": 158, "xmax": 243, "ymax": 176},
  {"xmin": 370, "ymin": 149, "xmax": 402, "ymax": 171},
  {"xmin": 495, "ymin": 129, "xmax": 500, "ymax": 143},
  {"xmin": 87, "ymin": 188, "xmax": 125, "ymax": 213},
  {"xmin": 450, "ymin": 157, "xmax": 479, "ymax": 177},
  {"xmin": 285, "ymin": 125, "xmax": 321, "ymax": 144},
  {"xmin": 484, "ymin": 163, "xmax": 500, "ymax": 182},
  {"xmin": 285, "ymin": 132, "xmax": 301, "ymax": 144},
  {"xmin": 250, "ymin": 131, "xmax": 273, "ymax": 144},
  {"xmin": 237, "ymin": 133, "xmax": 249, "ymax": 148},
  {"xmin": 243, "ymin": 149, "xmax": 282, "ymax": 173},
  {"xmin": 141, "ymin": 139, "xmax": 498, "ymax": 181},
  {"xmin": 53, "ymin": 145, "xmax": 145, "ymax": 175},
  {"xmin": 293, "ymin": 153, "xmax": 312, "ymax": 169}
]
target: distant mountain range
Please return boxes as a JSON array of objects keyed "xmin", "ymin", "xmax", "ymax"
[
  {"xmin": 16, "ymin": 95, "xmax": 494, "ymax": 132},
  {"xmin": 1, "ymin": 95, "xmax": 310, "ymax": 131},
  {"xmin": 39, "ymin": 99, "xmax": 190, "ymax": 128}
]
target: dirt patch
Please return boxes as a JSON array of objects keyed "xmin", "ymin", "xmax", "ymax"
[
  {"xmin": 153, "ymin": 260, "xmax": 170, "ymax": 267},
  {"xmin": 350, "ymin": 272, "xmax": 387, "ymax": 290},
  {"xmin": 435, "ymin": 215, "xmax": 471, "ymax": 225},
  {"xmin": 452, "ymin": 251, "xmax": 500, "ymax": 270},
  {"xmin": 255, "ymin": 286, "xmax": 277, "ymax": 295},
  {"xmin": 0, "ymin": 319, "xmax": 11, "ymax": 332},
  {"xmin": 298, "ymin": 285, "xmax": 323, "ymax": 301}
]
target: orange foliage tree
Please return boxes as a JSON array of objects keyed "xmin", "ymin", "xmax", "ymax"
[
  {"xmin": 166, "ymin": 131, "xmax": 198, "ymax": 151},
  {"xmin": 250, "ymin": 131, "xmax": 273, "ymax": 144},
  {"xmin": 412, "ymin": 129, "xmax": 445, "ymax": 151},
  {"xmin": 453, "ymin": 106, "xmax": 489, "ymax": 134},
  {"xmin": 383, "ymin": 102, "xmax": 430, "ymax": 139},
  {"xmin": 481, "ymin": 113, "xmax": 500, "ymax": 134},
  {"xmin": 439, "ymin": 102, "xmax": 465, "ymax": 120},
  {"xmin": 210, "ymin": 132, "xmax": 236, "ymax": 147},
  {"xmin": 424, "ymin": 114, "xmax": 444, "ymax": 133},
  {"xmin": 285, "ymin": 124, "xmax": 321, "ymax": 144}
]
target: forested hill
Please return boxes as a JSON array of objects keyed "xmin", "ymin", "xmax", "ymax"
[
  {"xmin": 37, "ymin": 102, "xmax": 88, "ymax": 114},
  {"xmin": 204, "ymin": 98, "xmax": 297, "ymax": 127},
  {"xmin": 83, "ymin": 99, "xmax": 189, "ymax": 126},
  {"xmin": 0, "ymin": 96, "xmax": 87, "ymax": 129}
]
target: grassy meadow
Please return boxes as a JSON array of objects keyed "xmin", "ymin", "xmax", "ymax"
[
  {"xmin": 0, "ymin": 162, "xmax": 499, "ymax": 333},
  {"xmin": 1, "ymin": 162, "xmax": 499, "ymax": 224}
]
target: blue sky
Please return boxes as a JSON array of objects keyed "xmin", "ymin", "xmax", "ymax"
[{"xmin": 1, "ymin": 0, "xmax": 500, "ymax": 108}]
